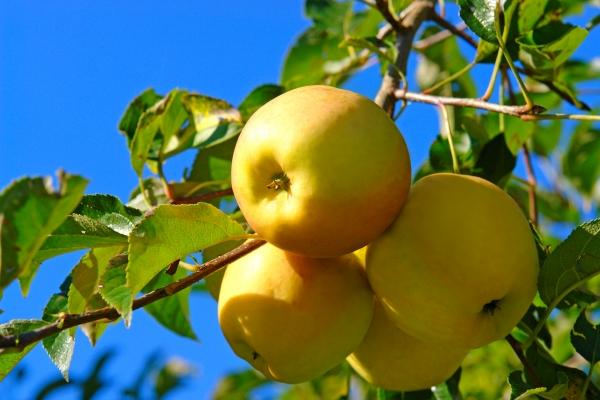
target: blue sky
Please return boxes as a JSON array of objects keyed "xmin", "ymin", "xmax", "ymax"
[{"xmin": 0, "ymin": 1, "xmax": 598, "ymax": 399}]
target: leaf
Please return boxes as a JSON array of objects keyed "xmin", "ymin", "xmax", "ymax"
[
  {"xmin": 153, "ymin": 357, "xmax": 196, "ymax": 398},
  {"xmin": 504, "ymin": 115, "xmax": 535, "ymax": 154},
  {"xmin": 74, "ymin": 194, "xmax": 143, "ymax": 234},
  {"xmin": 188, "ymin": 137, "xmax": 238, "ymax": 185},
  {"xmin": 142, "ymin": 268, "xmax": 197, "ymax": 340},
  {"xmin": 530, "ymin": 120, "xmax": 562, "ymax": 157},
  {"xmin": 0, "ymin": 319, "xmax": 49, "ymax": 381},
  {"xmin": 538, "ymin": 219, "xmax": 600, "ymax": 309},
  {"xmin": 238, "ymin": 84, "xmax": 285, "ymax": 122},
  {"xmin": 571, "ymin": 311, "xmax": 600, "ymax": 366},
  {"xmin": 33, "ymin": 214, "xmax": 128, "ymax": 262},
  {"xmin": 129, "ymin": 89, "xmax": 188, "ymax": 176},
  {"xmin": 458, "ymin": 0, "xmax": 498, "ymax": 43},
  {"xmin": 517, "ymin": 22, "xmax": 588, "ymax": 72},
  {"xmin": 68, "ymin": 246, "xmax": 125, "ymax": 315},
  {"xmin": 0, "ymin": 174, "xmax": 88, "ymax": 295},
  {"xmin": 168, "ymin": 93, "xmax": 241, "ymax": 155},
  {"xmin": 99, "ymin": 261, "xmax": 133, "ymax": 326},
  {"xmin": 517, "ymin": 0, "xmax": 548, "ymax": 33},
  {"xmin": 126, "ymin": 203, "xmax": 245, "ymax": 296},
  {"xmin": 305, "ymin": 0, "xmax": 352, "ymax": 33},
  {"xmin": 562, "ymin": 122, "xmax": 600, "ymax": 200},
  {"xmin": 474, "ymin": 134, "xmax": 516, "ymax": 184},
  {"xmin": 428, "ymin": 133, "xmax": 474, "ymax": 173},
  {"xmin": 212, "ymin": 369, "xmax": 269, "ymax": 400},
  {"xmin": 118, "ymin": 88, "xmax": 163, "ymax": 143},
  {"xmin": 42, "ymin": 293, "xmax": 74, "ymax": 381}
]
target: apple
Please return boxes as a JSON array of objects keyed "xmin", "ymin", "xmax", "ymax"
[
  {"xmin": 347, "ymin": 301, "xmax": 468, "ymax": 391},
  {"xmin": 231, "ymin": 85, "xmax": 411, "ymax": 257},
  {"xmin": 367, "ymin": 173, "xmax": 539, "ymax": 349},
  {"xmin": 218, "ymin": 243, "xmax": 374, "ymax": 383}
]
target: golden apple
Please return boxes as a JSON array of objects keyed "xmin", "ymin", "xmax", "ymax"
[
  {"xmin": 218, "ymin": 243, "xmax": 374, "ymax": 383},
  {"xmin": 367, "ymin": 173, "xmax": 538, "ymax": 348},
  {"xmin": 231, "ymin": 85, "xmax": 411, "ymax": 257},
  {"xmin": 347, "ymin": 301, "xmax": 468, "ymax": 391}
]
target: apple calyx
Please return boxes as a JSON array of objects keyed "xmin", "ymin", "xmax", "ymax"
[
  {"xmin": 482, "ymin": 299, "xmax": 502, "ymax": 316},
  {"xmin": 267, "ymin": 172, "xmax": 290, "ymax": 192}
]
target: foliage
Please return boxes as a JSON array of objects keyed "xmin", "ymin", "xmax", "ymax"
[{"xmin": 1, "ymin": 0, "xmax": 600, "ymax": 398}]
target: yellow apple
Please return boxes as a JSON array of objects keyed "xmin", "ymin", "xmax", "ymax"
[
  {"xmin": 218, "ymin": 243, "xmax": 374, "ymax": 383},
  {"xmin": 367, "ymin": 173, "xmax": 538, "ymax": 349},
  {"xmin": 347, "ymin": 301, "xmax": 468, "ymax": 391},
  {"xmin": 231, "ymin": 85, "xmax": 411, "ymax": 257}
]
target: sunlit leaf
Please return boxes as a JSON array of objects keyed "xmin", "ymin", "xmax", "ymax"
[
  {"xmin": 118, "ymin": 88, "xmax": 163, "ymax": 143},
  {"xmin": 458, "ymin": 0, "xmax": 497, "ymax": 43},
  {"xmin": 126, "ymin": 203, "xmax": 245, "ymax": 298},
  {"xmin": 42, "ymin": 293, "xmax": 74, "ymax": 381},
  {"xmin": 0, "ymin": 174, "xmax": 88, "ymax": 295},
  {"xmin": 238, "ymin": 84, "xmax": 285, "ymax": 122},
  {"xmin": 0, "ymin": 319, "xmax": 49, "ymax": 381}
]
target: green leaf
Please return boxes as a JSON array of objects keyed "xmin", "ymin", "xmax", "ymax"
[
  {"xmin": 538, "ymin": 219, "xmax": 600, "ymax": 308},
  {"xmin": 153, "ymin": 357, "xmax": 196, "ymax": 398},
  {"xmin": 458, "ymin": 0, "xmax": 497, "ymax": 43},
  {"xmin": 305, "ymin": 0, "xmax": 352, "ymax": 33},
  {"xmin": 34, "ymin": 214, "xmax": 128, "ymax": 263},
  {"xmin": 129, "ymin": 89, "xmax": 188, "ymax": 176},
  {"xmin": 562, "ymin": 122, "xmax": 600, "ymax": 200},
  {"xmin": 188, "ymin": 137, "xmax": 237, "ymax": 185},
  {"xmin": 238, "ymin": 84, "xmax": 285, "ymax": 122},
  {"xmin": 42, "ymin": 293, "xmax": 74, "ymax": 381},
  {"xmin": 126, "ymin": 203, "xmax": 245, "ymax": 295},
  {"xmin": 118, "ymin": 88, "xmax": 163, "ymax": 143},
  {"xmin": 212, "ymin": 369, "xmax": 269, "ymax": 400},
  {"xmin": 517, "ymin": 22, "xmax": 588, "ymax": 72},
  {"xmin": 428, "ymin": 133, "xmax": 474, "ymax": 173},
  {"xmin": 142, "ymin": 268, "xmax": 197, "ymax": 340},
  {"xmin": 68, "ymin": 246, "xmax": 125, "ymax": 316},
  {"xmin": 74, "ymin": 194, "xmax": 143, "ymax": 234},
  {"xmin": 168, "ymin": 93, "xmax": 241, "ymax": 155},
  {"xmin": 504, "ymin": 115, "xmax": 535, "ymax": 154},
  {"xmin": 517, "ymin": 0, "xmax": 548, "ymax": 34},
  {"xmin": 0, "ymin": 319, "xmax": 49, "ymax": 381},
  {"xmin": 571, "ymin": 311, "xmax": 600, "ymax": 366},
  {"xmin": 0, "ymin": 174, "xmax": 88, "ymax": 295},
  {"xmin": 530, "ymin": 120, "xmax": 562, "ymax": 157},
  {"xmin": 99, "ymin": 260, "xmax": 133, "ymax": 326},
  {"xmin": 474, "ymin": 134, "xmax": 516, "ymax": 184}
]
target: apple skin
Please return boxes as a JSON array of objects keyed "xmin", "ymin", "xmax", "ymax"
[
  {"xmin": 367, "ymin": 173, "xmax": 539, "ymax": 349},
  {"xmin": 231, "ymin": 85, "xmax": 411, "ymax": 257},
  {"xmin": 347, "ymin": 301, "xmax": 468, "ymax": 391},
  {"xmin": 218, "ymin": 243, "xmax": 374, "ymax": 383}
]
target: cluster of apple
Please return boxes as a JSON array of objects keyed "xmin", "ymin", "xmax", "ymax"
[{"xmin": 214, "ymin": 85, "xmax": 539, "ymax": 391}]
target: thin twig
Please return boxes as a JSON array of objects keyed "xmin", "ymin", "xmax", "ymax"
[
  {"xmin": 0, "ymin": 240, "xmax": 266, "ymax": 350},
  {"xmin": 375, "ymin": 0, "xmax": 435, "ymax": 115},
  {"xmin": 413, "ymin": 22, "xmax": 468, "ymax": 50},
  {"xmin": 429, "ymin": 12, "xmax": 478, "ymax": 48},
  {"xmin": 393, "ymin": 90, "xmax": 600, "ymax": 121},
  {"xmin": 503, "ymin": 69, "xmax": 539, "ymax": 226},
  {"xmin": 170, "ymin": 188, "xmax": 234, "ymax": 205},
  {"xmin": 506, "ymin": 335, "xmax": 544, "ymax": 388}
]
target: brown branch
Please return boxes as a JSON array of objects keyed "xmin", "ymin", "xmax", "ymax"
[
  {"xmin": 375, "ymin": 0, "xmax": 435, "ymax": 115},
  {"xmin": 170, "ymin": 188, "xmax": 234, "ymax": 205},
  {"xmin": 375, "ymin": 0, "xmax": 400, "ymax": 31},
  {"xmin": 429, "ymin": 12, "xmax": 478, "ymax": 49},
  {"xmin": 0, "ymin": 240, "xmax": 266, "ymax": 351},
  {"xmin": 506, "ymin": 335, "xmax": 544, "ymax": 388}
]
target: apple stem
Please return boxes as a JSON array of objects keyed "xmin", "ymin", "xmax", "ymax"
[{"xmin": 267, "ymin": 173, "xmax": 291, "ymax": 192}]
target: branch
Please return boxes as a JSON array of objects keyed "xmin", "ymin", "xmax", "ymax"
[
  {"xmin": 393, "ymin": 90, "xmax": 600, "ymax": 121},
  {"xmin": 170, "ymin": 188, "xmax": 234, "ymax": 205},
  {"xmin": 375, "ymin": 0, "xmax": 400, "ymax": 31},
  {"xmin": 375, "ymin": 0, "xmax": 435, "ymax": 115},
  {"xmin": 506, "ymin": 335, "xmax": 544, "ymax": 388},
  {"xmin": 429, "ymin": 12, "xmax": 477, "ymax": 48},
  {"xmin": 0, "ymin": 240, "xmax": 266, "ymax": 351}
]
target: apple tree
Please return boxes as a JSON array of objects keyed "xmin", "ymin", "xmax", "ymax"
[{"xmin": 2, "ymin": 0, "xmax": 600, "ymax": 398}]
